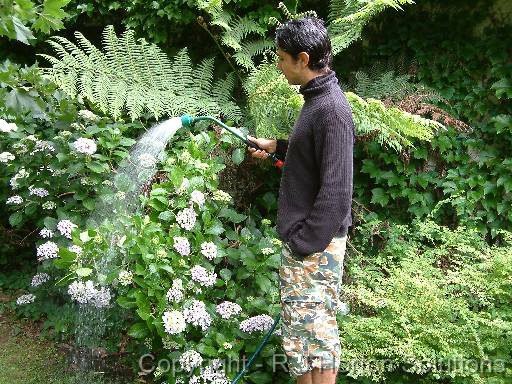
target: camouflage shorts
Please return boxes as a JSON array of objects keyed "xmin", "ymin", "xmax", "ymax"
[{"xmin": 279, "ymin": 236, "xmax": 347, "ymax": 377}]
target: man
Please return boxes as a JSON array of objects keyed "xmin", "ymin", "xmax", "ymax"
[{"xmin": 247, "ymin": 17, "xmax": 354, "ymax": 384}]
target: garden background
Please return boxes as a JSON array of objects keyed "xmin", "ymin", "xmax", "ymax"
[{"xmin": 0, "ymin": 0, "xmax": 511, "ymax": 383}]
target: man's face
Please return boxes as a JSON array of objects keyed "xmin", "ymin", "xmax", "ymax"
[{"xmin": 276, "ymin": 48, "xmax": 303, "ymax": 85}]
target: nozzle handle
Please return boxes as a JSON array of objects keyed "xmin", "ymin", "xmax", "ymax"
[{"xmin": 245, "ymin": 138, "xmax": 284, "ymax": 169}]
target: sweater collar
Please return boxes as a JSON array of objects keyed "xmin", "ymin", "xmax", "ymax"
[{"xmin": 299, "ymin": 70, "xmax": 338, "ymax": 100}]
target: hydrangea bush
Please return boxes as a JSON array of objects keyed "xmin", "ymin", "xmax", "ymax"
[{"xmin": 55, "ymin": 131, "xmax": 288, "ymax": 383}]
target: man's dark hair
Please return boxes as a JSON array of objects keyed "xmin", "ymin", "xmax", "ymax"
[{"xmin": 275, "ymin": 17, "xmax": 332, "ymax": 71}]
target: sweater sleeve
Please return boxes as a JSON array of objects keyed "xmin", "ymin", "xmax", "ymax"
[
  {"xmin": 287, "ymin": 108, "xmax": 353, "ymax": 257},
  {"xmin": 275, "ymin": 139, "xmax": 288, "ymax": 161}
]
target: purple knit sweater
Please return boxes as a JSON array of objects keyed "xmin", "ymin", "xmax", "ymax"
[{"xmin": 275, "ymin": 70, "xmax": 354, "ymax": 258}]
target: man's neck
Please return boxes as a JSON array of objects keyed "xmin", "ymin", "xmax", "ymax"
[{"xmin": 299, "ymin": 68, "xmax": 330, "ymax": 86}]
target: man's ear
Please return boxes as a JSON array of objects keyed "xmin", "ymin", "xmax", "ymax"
[{"xmin": 297, "ymin": 52, "xmax": 310, "ymax": 68}]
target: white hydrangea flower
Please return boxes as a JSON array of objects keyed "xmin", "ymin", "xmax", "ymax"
[
  {"xmin": 72, "ymin": 137, "xmax": 97, "ymax": 155},
  {"xmin": 200, "ymin": 241, "xmax": 217, "ymax": 260},
  {"xmin": 118, "ymin": 271, "xmax": 133, "ymax": 286},
  {"xmin": 179, "ymin": 350, "xmax": 203, "ymax": 372},
  {"xmin": 216, "ymin": 301, "xmax": 242, "ymax": 320},
  {"xmin": 36, "ymin": 241, "xmax": 59, "ymax": 261},
  {"xmin": 31, "ymin": 273, "xmax": 50, "ymax": 287},
  {"xmin": 28, "ymin": 186, "xmax": 49, "ymax": 198},
  {"xmin": 10, "ymin": 168, "xmax": 29, "ymax": 190},
  {"xmin": 69, "ymin": 245, "xmax": 83, "ymax": 255},
  {"xmin": 162, "ymin": 310, "xmax": 186, "ymax": 335},
  {"xmin": 239, "ymin": 314, "xmax": 274, "ymax": 333},
  {"xmin": 138, "ymin": 153, "xmax": 157, "ymax": 168},
  {"xmin": 223, "ymin": 342, "xmax": 233, "ymax": 350},
  {"xmin": 212, "ymin": 190, "xmax": 231, "ymax": 202},
  {"xmin": 176, "ymin": 207, "xmax": 196, "ymax": 231},
  {"xmin": 179, "ymin": 150, "xmax": 192, "ymax": 163},
  {"xmin": 0, "ymin": 152, "xmax": 15, "ymax": 162},
  {"xmin": 0, "ymin": 119, "xmax": 17, "ymax": 133},
  {"xmin": 6, "ymin": 195, "xmax": 23, "ymax": 205},
  {"xmin": 183, "ymin": 300, "xmax": 212, "ymax": 331},
  {"xmin": 12, "ymin": 143, "xmax": 27, "ymax": 154},
  {"xmin": 16, "ymin": 294, "xmax": 35, "ymax": 305},
  {"xmin": 68, "ymin": 280, "xmax": 111, "ymax": 308},
  {"xmin": 57, "ymin": 219, "xmax": 77, "ymax": 239},
  {"xmin": 166, "ymin": 279, "xmax": 184, "ymax": 302},
  {"xmin": 39, "ymin": 228, "xmax": 54, "ymax": 238},
  {"xmin": 173, "ymin": 236, "xmax": 190, "ymax": 256},
  {"xmin": 78, "ymin": 110, "xmax": 100, "ymax": 122},
  {"xmin": 270, "ymin": 238, "xmax": 282, "ymax": 246},
  {"xmin": 190, "ymin": 265, "xmax": 217, "ymax": 287},
  {"xmin": 261, "ymin": 247, "xmax": 274, "ymax": 255},
  {"xmin": 190, "ymin": 190, "xmax": 205, "ymax": 207}
]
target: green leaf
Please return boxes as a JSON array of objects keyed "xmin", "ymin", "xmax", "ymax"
[
  {"xmin": 11, "ymin": 16, "xmax": 35, "ymax": 44},
  {"xmin": 158, "ymin": 211, "xmax": 173, "ymax": 221},
  {"xmin": 370, "ymin": 188, "xmax": 389, "ymax": 207},
  {"xmin": 219, "ymin": 268, "xmax": 232, "ymax": 281},
  {"xmin": 119, "ymin": 137, "xmax": 137, "ymax": 146},
  {"xmin": 231, "ymin": 147, "xmax": 244, "ymax": 165},
  {"xmin": 218, "ymin": 207, "xmax": 246, "ymax": 223},
  {"xmin": 9, "ymin": 212, "xmax": 23, "ymax": 227},
  {"xmin": 205, "ymin": 219, "xmax": 225, "ymax": 235},
  {"xmin": 86, "ymin": 161, "xmax": 107, "ymax": 173},
  {"xmin": 43, "ymin": 216, "xmax": 57, "ymax": 229},
  {"xmin": 32, "ymin": 0, "xmax": 71, "ymax": 34},
  {"xmin": 197, "ymin": 343, "xmax": 217, "ymax": 357},
  {"xmin": 117, "ymin": 296, "xmax": 137, "ymax": 309},
  {"xmin": 83, "ymin": 198, "xmax": 96, "ymax": 211},
  {"xmin": 128, "ymin": 322, "xmax": 149, "ymax": 339},
  {"xmin": 255, "ymin": 275, "xmax": 272, "ymax": 292},
  {"xmin": 76, "ymin": 267, "xmax": 93, "ymax": 277}
]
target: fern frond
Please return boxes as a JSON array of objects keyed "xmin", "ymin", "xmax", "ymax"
[
  {"xmin": 346, "ymin": 92, "xmax": 444, "ymax": 151},
  {"xmin": 328, "ymin": 0, "xmax": 415, "ymax": 55},
  {"xmin": 221, "ymin": 16, "xmax": 265, "ymax": 51},
  {"xmin": 213, "ymin": 73, "xmax": 242, "ymax": 122},
  {"xmin": 41, "ymin": 26, "xmax": 242, "ymax": 121},
  {"xmin": 232, "ymin": 39, "xmax": 274, "ymax": 70},
  {"xmin": 211, "ymin": 10, "xmax": 232, "ymax": 31}
]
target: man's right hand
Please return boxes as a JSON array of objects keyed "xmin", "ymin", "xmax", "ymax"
[{"xmin": 247, "ymin": 136, "xmax": 277, "ymax": 160}]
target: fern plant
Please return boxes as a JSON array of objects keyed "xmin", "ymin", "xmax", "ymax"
[
  {"xmin": 328, "ymin": 0, "xmax": 416, "ymax": 55},
  {"xmin": 244, "ymin": 59, "xmax": 303, "ymax": 139},
  {"xmin": 39, "ymin": 26, "xmax": 241, "ymax": 122},
  {"xmin": 244, "ymin": 62, "xmax": 444, "ymax": 151},
  {"xmin": 347, "ymin": 92, "xmax": 444, "ymax": 151},
  {"xmin": 197, "ymin": 3, "xmax": 274, "ymax": 71}
]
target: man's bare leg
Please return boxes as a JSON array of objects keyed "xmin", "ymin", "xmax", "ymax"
[
  {"xmin": 311, "ymin": 367, "xmax": 338, "ymax": 384},
  {"xmin": 296, "ymin": 371, "xmax": 313, "ymax": 384}
]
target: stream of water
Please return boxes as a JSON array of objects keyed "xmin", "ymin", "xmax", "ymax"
[{"xmin": 73, "ymin": 117, "xmax": 183, "ymax": 382}]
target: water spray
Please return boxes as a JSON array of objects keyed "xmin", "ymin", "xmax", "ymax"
[{"xmin": 181, "ymin": 115, "xmax": 284, "ymax": 169}]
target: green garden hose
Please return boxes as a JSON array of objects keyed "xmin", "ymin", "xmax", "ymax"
[{"xmin": 180, "ymin": 115, "xmax": 284, "ymax": 169}]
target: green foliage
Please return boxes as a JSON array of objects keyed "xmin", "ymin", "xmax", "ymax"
[
  {"xmin": 342, "ymin": 218, "xmax": 512, "ymax": 383},
  {"xmin": 353, "ymin": 0, "xmax": 512, "ymax": 235},
  {"xmin": 244, "ymin": 60, "xmax": 303, "ymax": 139},
  {"xmin": 197, "ymin": 3, "xmax": 274, "ymax": 71},
  {"xmin": 40, "ymin": 26, "xmax": 242, "ymax": 121},
  {"xmin": 244, "ymin": 60, "xmax": 443, "ymax": 150},
  {"xmin": 328, "ymin": 0, "xmax": 415, "ymax": 55},
  {"xmin": 0, "ymin": 0, "xmax": 71, "ymax": 44},
  {"xmin": 347, "ymin": 91, "xmax": 443, "ymax": 151}
]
